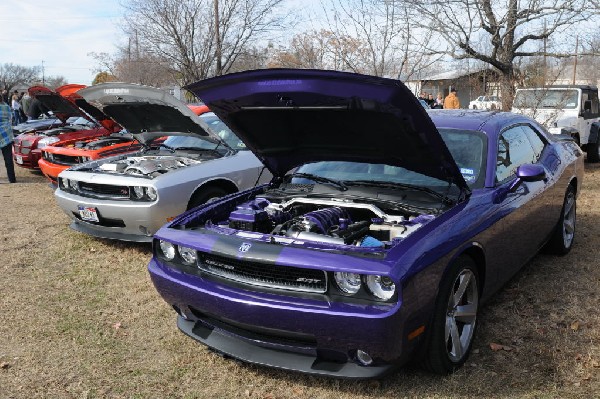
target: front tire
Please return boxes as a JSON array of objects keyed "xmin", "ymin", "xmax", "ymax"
[
  {"xmin": 421, "ymin": 256, "xmax": 479, "ymax": 374},
  {"xmin": 187, "ymin": 186, "xmax": 228, "ymax": 210},
  {"xmin": 545, "ymin": 185, "xmax": 576, "ymax": 255}
]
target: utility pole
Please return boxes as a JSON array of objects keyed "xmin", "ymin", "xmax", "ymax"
[
  {"xmin": 214, "ymin": 0, "xmax": 222, "ymax": 76},
  {"xmin": 543, "ymin": 19, "xmax": 547, "ymax": 87},
  {"xmin": 41, "ymin": 60, "xmax": 45, "ymax": 86},
  {"xmin": 572, "ymin": 35, "xmax": 579, "ymax": 85}
]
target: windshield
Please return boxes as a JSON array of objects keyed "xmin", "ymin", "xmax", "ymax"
[
  {"xmin": 295, "ymin": 129, "xmax": 486, "ymax": 190},
  {"xmin": 513, "ymin": 89, "xmax": 579, "ymax": 109},
  {"xmin": 200, "ymin": 113, "xmax": 247, "ymax": 150}
]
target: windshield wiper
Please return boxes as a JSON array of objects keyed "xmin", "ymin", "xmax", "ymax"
[
  {"xmin": 289, "ymin": 172, "xmax": 348, "ymax": 191},
  {"xmin": 345, "ymin": 180, "xmax": 455, "ymax": 205}
]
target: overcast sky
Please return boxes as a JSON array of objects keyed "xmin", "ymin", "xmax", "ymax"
[{"xmin": 0, "ymin": 0, "xmax": 125, "ymax": 85}]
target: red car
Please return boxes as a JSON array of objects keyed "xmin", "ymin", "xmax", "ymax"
[
  {"xmin": 12, "ymin": 84, "xmax": 118, "ymax": 169},
  {"xmin": 39, "ymin": 105, "xmax": 209, "ymax": 184}
]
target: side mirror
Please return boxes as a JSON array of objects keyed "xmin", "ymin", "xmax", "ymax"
[{"xmin": 509, "ymin": 163, "xmax": 546, "ymax": 192}]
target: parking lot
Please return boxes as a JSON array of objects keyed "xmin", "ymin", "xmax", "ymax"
[{"xmin": 0, "ymin": 164, "xmax": 598, "ymax": 398}]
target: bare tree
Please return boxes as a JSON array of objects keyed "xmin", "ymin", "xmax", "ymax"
[
  {"xmin": 404, "ymin": 0, "xmax": 595, "ymax": 109},
  {"xmin": 121, "ymin": 0, "xmax": 285, "ymax": 85},
  {"xmin": 317, "ymin": 0, "xmax": 438, "ymax": 79},
  {"xmin": 0, "ymin": 63, "xmax": 40, "ymax": 93},
  {"xmin": 45, "ymin": 76, "xmax": 69, "ymax": 90},
  {"xmin": 268, "ymin": 30, "xmax": 368, "ymax": 71},
  {"xmin": 92, "ymin": 71, "xmax": 118, "ymax": 85}
]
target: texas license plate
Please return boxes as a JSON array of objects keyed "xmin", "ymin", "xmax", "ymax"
[
  {"xmin": 78, "ymin": 206, "xmax": 99, "ymax": 222},
  {"xmin": 15, "ymin": 155, "xmax": 23, "ymax": 164}
]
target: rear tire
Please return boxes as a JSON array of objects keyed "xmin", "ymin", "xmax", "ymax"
[
  {"xmin": 545, "ymin": 185, "xmax": 576, "ymax": 255},
  {"xmin": 187, "ymin": 186, "xmax": 228, "ymax": 210},
  {"xmin": 421, "ymin": 256, "xmax": 479, "ymax": 374}
]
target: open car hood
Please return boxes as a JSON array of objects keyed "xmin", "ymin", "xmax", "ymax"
[
  {"xmin": 29, "ymin": 85, "xmax": 90, "ymax": 124},
  {"xmin": 54, "ymin": 84, "xmax": 121, "ymax": 132},
  {"xmin": 185, "ymin": 69, "xmax": 468, "ymax": 191},
  {"xmin": 76, "ymin": 83, "xmax": 215, "ymax": 144}
]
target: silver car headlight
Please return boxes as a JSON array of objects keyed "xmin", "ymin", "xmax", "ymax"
[
  {"xmin": 37, "ymin": 136, "xmax": 60, "ymax": 149},
  {"xmin": 178, "ymin": 246, "xmax": 197, "ymax": 265},
  {"xmin": 132, "ymin": 186, "xmax": 145, "ymax": 199},
  {"xmin": 159, "ymin": 240, "xmax": 176, "ymax": 260},
  {"xmin": 146, "ymin": 187, "xmax": 157, "ymax": 201},
  {"xmin": 334, "ymin": 272, "xmax": 361, "ymax": 294},
  {"xmin": 365, "ymin": 275, "xmax": 396, "ymax": 301}
]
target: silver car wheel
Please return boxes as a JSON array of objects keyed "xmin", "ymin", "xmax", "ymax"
[
  {"xmin": 562, "ymin": 190, "xmax": 576, "ymax": 248},
  {"xmin": 445, "ymin": 269, "xmax": 479, "ymax": 362}
]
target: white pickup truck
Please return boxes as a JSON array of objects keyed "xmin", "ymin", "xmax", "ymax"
[{"xmin": 512, "ymin": 85, "xmax": 600, "ymax": 162}]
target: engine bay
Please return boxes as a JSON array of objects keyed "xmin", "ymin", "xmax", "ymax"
[
  {"xmin": 73, "ymin": 136, "xmax": 132, "ymax": 150},
  {"xmin": 207, "ymin": 194, "xmax": 435, "ymax": 249},
  {"xmin": 96, "ymin": 155, "xmax": 201, "ymax": 178}
]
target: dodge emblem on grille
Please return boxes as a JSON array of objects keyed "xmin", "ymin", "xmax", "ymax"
[{"xmin": 238, "ymin": 242, "xmax": 252, "ymax": 252}]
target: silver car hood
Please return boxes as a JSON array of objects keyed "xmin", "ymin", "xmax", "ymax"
[{"xmin": 76, "ymin": 83, "xmax": 217, "ymax": 144}]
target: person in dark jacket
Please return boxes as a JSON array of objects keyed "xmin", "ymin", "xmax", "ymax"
[{"xmin": 26, "ymin": 96, "xmax": 51, "ymax": 120}]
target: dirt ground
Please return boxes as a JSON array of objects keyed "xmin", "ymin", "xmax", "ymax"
[{"xmin": 0, "ymin": 161, "xmax": 598, "ymax": 399}]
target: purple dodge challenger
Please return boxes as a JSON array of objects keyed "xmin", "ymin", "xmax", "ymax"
[{"xmin": 148, "ymin": 69, "xmax": 584, "ymax": 378}]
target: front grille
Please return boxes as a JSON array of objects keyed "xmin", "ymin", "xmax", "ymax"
[
  {"xmin": 198, "ymin": 253, "xmax": 327, "ymax": 293},
  {"xmin": 45, "ymin": 152, "xmax": 83, "ymax": 165},
  {"xmin": 78, "ymin": 182, "xmax": 130, "ymax": 199}
]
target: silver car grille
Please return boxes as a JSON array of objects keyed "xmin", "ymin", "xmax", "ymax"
[
  {"xmin": 77, "ymin": 182, "xmax": 130, "ymax": 199},
  {"xmin": 198, "ymin": 253, "xmax": 327, "ymax": 294}
]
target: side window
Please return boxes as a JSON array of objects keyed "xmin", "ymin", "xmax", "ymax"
[
  {"xmin": 520, "ymin": 125, "xmax": 546, "ymax": 162},
  {"xmin": 496, "ymin": 126, "xmax": 536, "ymax": 184},
  {"xmin": 589, "ymin": 90, "xmax": 599, "ymax": 116}
]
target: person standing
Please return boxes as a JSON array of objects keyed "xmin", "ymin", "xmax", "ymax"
[
  {"xmin": 444, "ymin": 87, "xmax": 461, "ymax": 109},
  {"xmin": 18, "ymin": 92, "xmax": 28, "ymax": 122},
  {"xmin": 434, "ymin": 93, "xmax": 444, "ymax": 108},
  {"xmin": 11, "ymin": 91, "xmax": 23, "ymax": 125},
  {"xmin": 0, "ymin": 96, "xmax": 17, "ymax": 183},
  {"xmin": 26, "ymin": 95, "xmax": 51, "ymax": 120}
]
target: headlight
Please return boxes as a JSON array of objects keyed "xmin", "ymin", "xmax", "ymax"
[
  {"xmin": 132, "ymin": 186, "xmax": 145, "ymax": 199},
  {"xmin": 159, "ymin": 240, "xmax": 176, "ymax": 260},
  {"xmin": 146, "ymin": 187, "xmax": 157, "ymax": 201},
  {"xmin": 334, "ymin": 272, "xmax": 361, "ymax": 294},
  {"xmin": 60, "ymin": 178, "xmax": 69, "ymax": 189},
  {"xmin": 178, "ymin": 246, "xmax": 197, "ymax": 265},
  {"xmin": 365, "ymin": 275, "xmax": 396, "ymax": 301},
  {"xmin": 69, "ymin": 179, "xmax": 79, "ymax": 190},
  {"xmin": 38, "ymin": 136, "xmax": 60, "ymax": 148}
]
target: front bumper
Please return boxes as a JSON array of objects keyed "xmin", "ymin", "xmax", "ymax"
[
  {"xmin": 149, "ymin": 257, "xmax": 420, "ymax": 378},
  {"xmin": 38, "ymin": 159, "xmax": 66, "ymax": 184},
  {"xmin": 13, "ymin": 148, "xmax": 41, "ymax": 169},
  {"xmin": 55, "ymin": 189, "xmax": 184, "ymax": 242}
]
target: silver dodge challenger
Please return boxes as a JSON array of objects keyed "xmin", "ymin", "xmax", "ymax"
[{"xmin": 54, "ymin": 83, "xmax": 271, "ymax": 242}]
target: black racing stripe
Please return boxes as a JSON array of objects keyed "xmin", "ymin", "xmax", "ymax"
[{"xmin": 209, "ymin": 236, "xmax": 284, "ymax": 263}]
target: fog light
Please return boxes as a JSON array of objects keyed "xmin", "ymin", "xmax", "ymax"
[
  {"xmin": 356, "ymin": 350, "xmax": 373, "ymax": 366},
  {"xmin": 178, "ymin": 246, "xmax": 197, "ymax": 265},
  {"xmin": 159, "ymin": 240, "xmax": 176, "ymax": 260}
]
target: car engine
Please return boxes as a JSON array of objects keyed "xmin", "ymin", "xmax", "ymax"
[
  {"xmin": 221, "ymin": 196, "xmax": 434, "ymax": 248},
  {"xmin": 73, "ymin": 136, "xmax": 132, "ymax": 150},
  {"xmin": 97, "ymin": 155, "xmax": 201, "ymax": 178}
]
